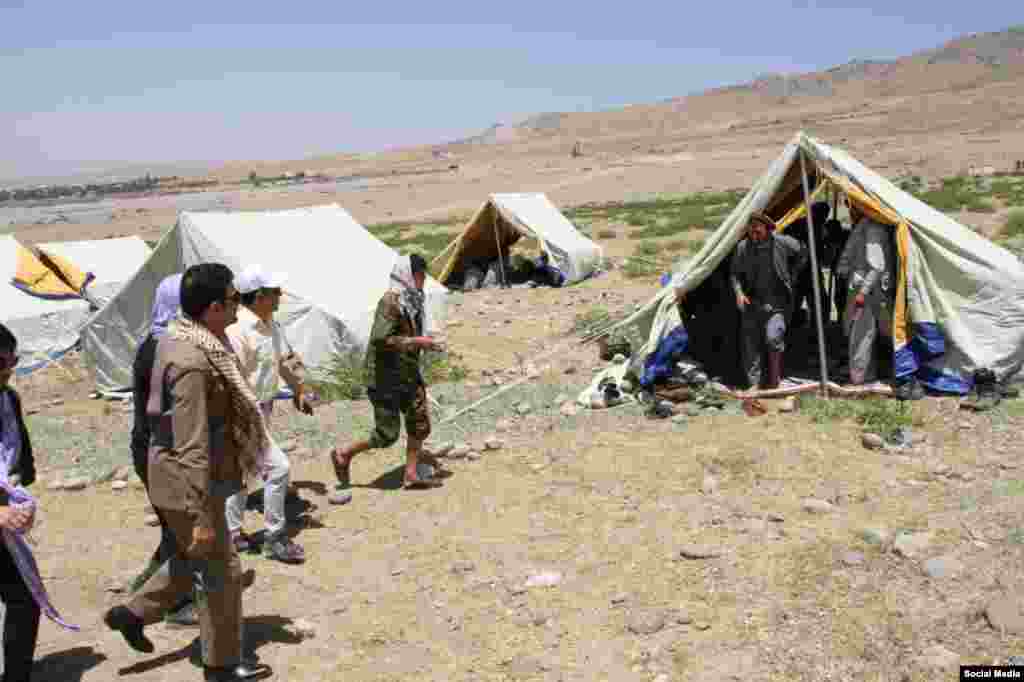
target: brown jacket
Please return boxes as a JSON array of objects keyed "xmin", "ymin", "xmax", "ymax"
[{"xmin": 145, "ymin": 336, "xmax": 244, "ymax": 528}]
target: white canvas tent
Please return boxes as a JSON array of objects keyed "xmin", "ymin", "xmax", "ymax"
[
  {"xmin": 431, "ymin": 193, "xmax": 603, "ymax": 286},
  {"xmin": 602, "ymin": 132, "xmax": 1024, "ymax": 395},
  {"xmin": 0, "ymin": 235, "xmax": 91, "ymax": 374},
  {"xmin": 37, "ymin": 236, "xmax": 152, "ymax": 305},
  {"xmin": 81, "ymin": 204, "xmax": 448, "ymax": 394}
]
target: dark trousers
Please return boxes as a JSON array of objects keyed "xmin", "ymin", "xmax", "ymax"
[
  {"xmin": 1, "ymin": 542, "xmax": 41, "ymax": 682},
  {"xmin": 130, "ymin": 448, "xmax": 187, "ymax": 601}
]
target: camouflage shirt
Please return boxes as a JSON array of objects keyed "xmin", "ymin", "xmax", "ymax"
[{"xmin": 364, "ymin": 291, "xmax": 423, "ymax": 397}]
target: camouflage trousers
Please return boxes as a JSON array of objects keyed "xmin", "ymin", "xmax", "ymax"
[{"xmin": 366, "ymin": 384, "xmax": 432, "ymax": 449}]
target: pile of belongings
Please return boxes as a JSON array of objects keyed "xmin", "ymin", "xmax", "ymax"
[{"xmin": 588, "ymin": 376, "xmax": 630, "ymax": 410}]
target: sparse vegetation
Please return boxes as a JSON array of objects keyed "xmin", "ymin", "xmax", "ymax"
[
  {"xmin": 596, "ymin": 228, "xmax": 618, "ymax": 239},
  {"xmin": 1002, "ymin": 208, "xmax": 1024, "ymax": 239},
  {"xmin": 365, "ymin": 219, "xmax": 460, "ymax": 261},
  {"xmin": 422, "ymin": 350, "xmax": 470, "ymax": 384},
  {"xmin": 991, "ymin": 178, "xmax": 1024, "ymax": 206},
  {"xmin": 566, "ymin": 191, "xmax": 745, "ymax": 241},
  {"xmin": 308, "ymin": 347, "xmax": 468, "ymax": 403},
  {"xmin": 308, "ymin": 351, "xmax": 367, "ymax": 401},
  {"xmin": 798, "ymin": 395, "xmax": 914, "ymax": 437},
  {"xmin": 570, "ymin": 306, "xmax": 612, "ymax": 335}
]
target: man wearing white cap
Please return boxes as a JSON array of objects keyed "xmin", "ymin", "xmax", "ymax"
[{"xmin": 225, "ymin": 264, "xmax": 320, "ymax": 565}]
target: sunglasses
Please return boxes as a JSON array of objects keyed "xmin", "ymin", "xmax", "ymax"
[{"xmin": 0, "ymin": 353, "xmax": 19, "ymax": 371}]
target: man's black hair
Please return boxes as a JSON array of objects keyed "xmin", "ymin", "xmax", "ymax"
[
  {"xmin": 409, "ymin": 253, "xmax": 428, "ymax": 275},
  {"xmin": 180, "ymin": 263, "xmax": 235, "ymax": 320},
  {"xmin": 0, "ymin": 322, "xmax": 16, "ymax": 352}
]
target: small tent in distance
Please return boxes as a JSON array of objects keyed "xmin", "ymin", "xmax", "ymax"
[
  {"xmin": 0, "ymin": 235, "xmax": 91, "ymax": 374},
  {"xmin": 430, "ymin": 193, "xmax": 603, "ymax": 290},
  {"xmin": 81, "ymin": 203, "xmax": 448, "ymax": 394},
  {"xmin": 599, "ymin": 132, "xmax": 1024, "ymax": 398},
  {"xmin": 36, "ymin": 236, "xmax": 152, "ymax": 306}
]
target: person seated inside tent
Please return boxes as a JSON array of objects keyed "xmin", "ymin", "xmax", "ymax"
[
  {"xmin": 786, "ymin": 201, "xmax": 832, "ymax": 329},
  {"xmin": 530, "ymin": 252, "xmax": 566, "ymax": 288},
  {"xmin": 730, "ymin": 212, "xmax": 807, "ymax": 390},
  {"xmin": 835, "ymin": 202, "xmax": 897, "ymax": 385}
]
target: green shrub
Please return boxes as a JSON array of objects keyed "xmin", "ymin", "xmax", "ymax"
[
  {"xmin": 422, "ymin": 351, "xmax": 469, "ymax": 384},
  {"xmin": 307, "ymin": 351, "xmax": 367, "ymax": 401},
  {"xmin": 571, "ymin": 306, "xmax": 612, "ymax": 335},
  {"xmin": 1003, "ymin": 209, "xmax": 1024, "ymax": 239},
  {"xmin": 799, "ymin": 395, "xmax": 913, "ymax": 438}
]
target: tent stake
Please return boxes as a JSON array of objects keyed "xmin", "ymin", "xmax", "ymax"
[{"xmin": 799, "ymin": 150, "xmax": 830, "ymax": 399}]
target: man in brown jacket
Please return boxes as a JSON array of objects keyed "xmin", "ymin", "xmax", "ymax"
[{"xmin": 104, "ymin": 263, "xmax": 272, "ymax": 682}]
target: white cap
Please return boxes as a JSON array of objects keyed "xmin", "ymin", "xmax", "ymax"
[{"xmin": 235, "ymin": 264, "xmax": 287, "ymax": 294}]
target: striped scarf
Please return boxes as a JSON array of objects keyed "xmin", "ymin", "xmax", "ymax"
[{"xmin": 172, "ymin": 317, "xmax": 268, "ymax": 482}]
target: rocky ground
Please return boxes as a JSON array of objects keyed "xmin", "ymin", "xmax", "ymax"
[{"xmin": 5, "ymin": 260, "xmax": 1024, "ymax": 682}]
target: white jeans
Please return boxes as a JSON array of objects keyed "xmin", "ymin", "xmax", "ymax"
[{"xmin": 225, "ymin": 402, "xmax": 290, "ymax": 541}]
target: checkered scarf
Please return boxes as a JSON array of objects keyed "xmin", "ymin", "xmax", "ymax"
[{"xmin": 172, "ymin": 316, "xmax": 268, "ymax": 482}]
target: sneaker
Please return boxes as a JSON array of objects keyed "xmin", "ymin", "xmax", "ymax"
[
  {"xmin": 164, "ymin": 601, "xmax": 199, "ymax": 629},
  {"xmin": 232, "ymin": 531, "xmax": 254, "ymax": 554},
  {"xmin": 328, "ymin": 486, "xmax": 353, "ymax": 506},
  {"xmin": 894, "ymin": 378, "xmax": 924, "ymax": 401},
  {"xmin": 104, "ymin": 606, "xmax": 155, "ymax": 653},
  {"xmin": 264, "ymin": 537, "xmax": 305, "ymax": 565}
]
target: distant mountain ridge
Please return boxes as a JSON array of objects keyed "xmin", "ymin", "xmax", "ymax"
[{"xmin": 455, "ymin": 26, "xmax": 1024, "ymax": 142}]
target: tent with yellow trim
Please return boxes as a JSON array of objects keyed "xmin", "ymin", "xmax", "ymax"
[
  {"xmin": 599, "ymin": 132, "xmax": 1024, "ymax": 395},
  {"xmin": 36, "ymin": 236, "xmax": 152, "ymax": 305},
  {"xmin": 430, "ymin": 193, "xmax": 603, "ymax": 287},
  {"xmin": 0, "ymin": 235, "xmax": 91, "ymax": 374}
]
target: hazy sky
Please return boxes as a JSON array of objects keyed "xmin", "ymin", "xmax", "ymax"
[{"xmin": 2, "ymin": 1, "xmax": 1019, "ymax": 180}]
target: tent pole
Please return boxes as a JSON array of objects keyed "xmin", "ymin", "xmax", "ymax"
[
  {"xmin": 493, "ymin": 209, "xmax": 508, "ymax": 288},
  {"xmin": 799, "ymin": 150, "xmax": 830, "ymax": 399}
]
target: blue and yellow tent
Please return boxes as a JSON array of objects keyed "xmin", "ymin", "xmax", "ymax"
[{"xmin": 602, "ymin": 132, "xmax": 1024, "ymax": 395}]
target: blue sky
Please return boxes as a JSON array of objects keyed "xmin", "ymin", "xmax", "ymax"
[{"xmin": 2, "ymin": 1, "xmax": 1019, "ymax": 180}]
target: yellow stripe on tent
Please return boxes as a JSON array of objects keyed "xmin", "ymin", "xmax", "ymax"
[
  {"xmin": 892, "ymin": 222, "xmax": 912, "ymax": 348},
  {"xmin": 775, "ymin": 180, "xmax": 831, "ymax": 232},
  {"xmin": 11, "ymin": 243, "xmax": 81, "ymax": 300},
  {"xmin": 811, "ymin": 169, "xmax": 911, "ymax": 348},
  {"xmin": 35, "ymin": 248, "xmax": 92, "ymax": 292}
]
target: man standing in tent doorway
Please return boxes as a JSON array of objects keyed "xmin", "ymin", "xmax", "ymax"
[
  {"xmin": 226, "ymin": 265, "xmax": 314, "ymax": 564},
  {"xmin": 730, "ymin": 212, "xmax": 807, "ymax": 390},
  {"xmin": 835, "ymin": 203, "xmax": 897, "ymax": 385},
  {"xmin": 329, "ymin": 254, "xmax": 445, "ymax": 494}
]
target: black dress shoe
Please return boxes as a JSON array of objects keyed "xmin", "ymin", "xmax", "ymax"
[
  {"xmin": 203, "ymin": 662, "xmax": 273, "ymax": 681},
  {"xmin": 103, "ymin": 606, "xmax": 155, "ymax": 653}
]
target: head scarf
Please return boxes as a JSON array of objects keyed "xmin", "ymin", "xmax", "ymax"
[
  {"xmin": 389, "ymin": 256, "xmax": 425, "ymax": 334},
  {"xmin": 150, "ymin": 273, "xmax": 183, "ymax": 338}
]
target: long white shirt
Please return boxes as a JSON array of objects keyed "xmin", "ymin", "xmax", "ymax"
[{"xmin": 227, "ymin": 306, "xmax": 286, "ymax": 403}]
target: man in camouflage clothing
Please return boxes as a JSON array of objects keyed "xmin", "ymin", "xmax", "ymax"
[{"xmin": 329, "ymin": 254, "xmax": 444, "ymax": 494}]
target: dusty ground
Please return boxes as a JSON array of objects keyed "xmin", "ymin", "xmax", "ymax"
[
  {"xmin": 8, "ymin": 261, "xmax": 1024, "ymax": 682},
  {"xmin": 4, "ymin": 38, "xmax": 1024, "ymax": 681}
]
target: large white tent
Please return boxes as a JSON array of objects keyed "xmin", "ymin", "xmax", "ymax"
[
  {"xmin": 81, "ymin": 204, "xmax": 448, "ymax": 394},
  {"xmin": 36, "ymin": 236, "xmax": 152, "ymax": 305},
  {"xmin": 0, "ymin": 235, "xmax": 91, "ymax": 374},
  {"xmin": 603, "ymin": 132, "xmax": 1024, "ymax": 395},
  {"xmin": 431, "ymin": 193, "xmax": 603, "ymax": 286}
]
